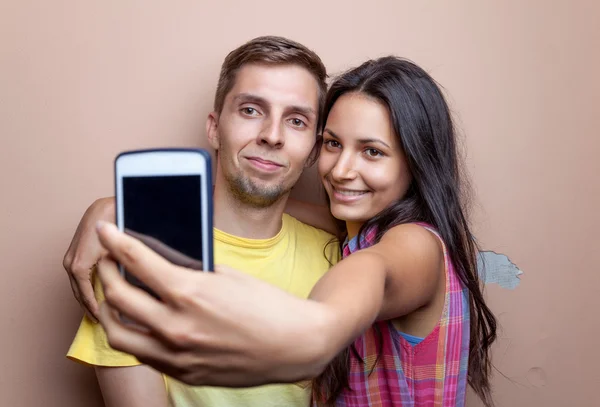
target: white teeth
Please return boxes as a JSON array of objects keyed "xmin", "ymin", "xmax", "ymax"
[{"xmin": 335, "ymin": 189, "xmax": 366, "ymax": 196}]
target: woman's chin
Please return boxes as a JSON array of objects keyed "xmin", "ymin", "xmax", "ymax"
[{"xmin": 330, "ymin": 208, "xmax": 367, "ymax": 225}]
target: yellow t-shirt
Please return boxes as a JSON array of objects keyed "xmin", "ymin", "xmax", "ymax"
[{"xmin": 67, "ymin": 214, "xmax": 340, "ymax": 407}]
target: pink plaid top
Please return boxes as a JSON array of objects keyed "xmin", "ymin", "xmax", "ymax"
[{"xmin": 316, "ymin": 223, "xmax": 470, "ymax": 406}]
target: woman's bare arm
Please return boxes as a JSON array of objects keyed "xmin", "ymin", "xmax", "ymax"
[
  {"xmin": 308, "ymin": 223, "xmax": 445, "ymax": 359},
  {"xmin": 95, "ymin": 365, "xmax": 168, "ymax": 407}
]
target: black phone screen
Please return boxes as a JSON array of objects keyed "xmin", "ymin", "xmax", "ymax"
[{"xmin": 122, "ymin": 175, "xmax": 203, "ymax": 295}]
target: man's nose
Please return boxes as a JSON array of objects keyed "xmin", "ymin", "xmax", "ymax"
[{"xmin": 258, "ymin": 118, "xmax": 284, "ymax": 148}]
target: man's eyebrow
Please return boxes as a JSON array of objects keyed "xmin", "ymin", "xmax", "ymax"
[
  {"xmin": 232, "ymin": 93, "xmax": 268, "ymax": 106},
  {"xmin": 233, "ymin": 92, "xmax": 316, "ymax": 119},
  {"xmin": 287, "ymin": 105, "xmax": 316, "ymax": 120},
  {"xmin": 323, "ymin": 128, "xmax": 391, "ymax": 148}
]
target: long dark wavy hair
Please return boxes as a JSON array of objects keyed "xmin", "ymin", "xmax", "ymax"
[{"xmin": 312, "ymin": 56, "xmax": 497, "ymax": 406}]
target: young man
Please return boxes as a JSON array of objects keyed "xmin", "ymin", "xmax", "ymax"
[{"xmin": 64, "ymin": 36, "xmax": 338, "ymax": 407}]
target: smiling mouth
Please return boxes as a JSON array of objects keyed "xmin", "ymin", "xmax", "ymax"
[
  {"xmin": 332, "ymin": 186, "xmax": 368, "ymax": 196},
  {"xmin": 246, "ymin": 157, "xmax": 283, "ymax": 167}
]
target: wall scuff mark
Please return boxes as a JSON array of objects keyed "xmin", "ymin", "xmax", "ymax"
[{"xmin": 477, "ymin": 251, "xmax": 523, "ymax": 289}]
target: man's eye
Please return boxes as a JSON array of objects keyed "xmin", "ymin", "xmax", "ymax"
[
  {"xmin": 289, "ymin": 118, "xmax": 306, "ymax": 128},
  {"xmin": 242, "ymin": 107, "xmax": 258, "ymax": 115}
]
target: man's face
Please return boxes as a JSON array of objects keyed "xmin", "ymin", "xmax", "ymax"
[{"xmin": 207, "ymin": 63, "xmax": 320, "ymax": 208}]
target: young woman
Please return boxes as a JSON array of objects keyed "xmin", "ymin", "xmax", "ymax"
[{"xmin": 285, "ymin": 55, "xmax": 496, "ymax": 406}]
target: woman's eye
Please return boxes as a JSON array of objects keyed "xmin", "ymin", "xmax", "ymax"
[
  {"xmin": 324, "ymin": 140, "xmax": 341, "ymax": 148},
  {"xmin": 365, "ymin": 148, "xmax": 382, "ymax": 157}
]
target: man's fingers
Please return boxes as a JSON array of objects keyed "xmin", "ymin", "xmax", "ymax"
[
  {"xmin": 98, "ymin": 302, "xmax": 184, "ymax": 377},
  {"xmin": 62, "ymin": 253, "xmax": 73, "ymax": 273},
  {"xmin": 75, "ymin": 274, "xmax": 99, "ymax": 323},
  {"xmin": 96, "ymin": 256, "xmax": 175, "ymax": 336},
  {"xmin": 67, "ymin": 273, "xmax": 82, "ymax": 303},
  {"xmin": 99, "ymin": 302, "xmax": 165, "ymax": 358},
  {"xmin": 96, "ymin": 221, "xmax": 183, "ymax": 300}
]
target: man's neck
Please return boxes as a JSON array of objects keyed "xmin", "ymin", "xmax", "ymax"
[{"xmin": 212, "ymin": 178, "xmax": 289, "ymax": 240}]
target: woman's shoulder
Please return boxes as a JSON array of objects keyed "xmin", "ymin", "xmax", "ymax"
[
  {"xmin": 374, "ymin": 222, "xmax": 445, "ymax": 271},
  {"xmin": 379, "ymin": 222, "xmax": 443, "ymax": 249}
]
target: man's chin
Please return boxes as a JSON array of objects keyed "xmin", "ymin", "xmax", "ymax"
[{"xmin": 234, "ymin": 183, "xmax": 287, "ymax": 208}]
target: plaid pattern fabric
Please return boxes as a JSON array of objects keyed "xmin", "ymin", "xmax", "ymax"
[{"xmin": 316, "ymin": 223, "xmax": 470, "ymax": 406}]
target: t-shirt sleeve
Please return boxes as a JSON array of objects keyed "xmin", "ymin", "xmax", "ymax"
[{"xmin": 66, "ymin": 272, "xmax": 140, "ymax": 367}]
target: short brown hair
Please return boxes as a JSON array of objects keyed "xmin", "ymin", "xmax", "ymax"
[{"xmin": 214, "ymin": 36, "xmax": 328, "ymax": 131}]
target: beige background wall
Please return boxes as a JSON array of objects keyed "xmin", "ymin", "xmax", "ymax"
[{"xmin": 1, "ymin": 1, "xmax": 598, "ymax": 406}]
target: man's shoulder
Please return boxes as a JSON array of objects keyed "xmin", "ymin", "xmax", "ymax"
[
  {"xmin": 283, "ymin": 214, "xmax": 341, "ymax": 263},
  {"xmin": 283, "ymin": 213, "xmax": 336, "ymax": 243}
]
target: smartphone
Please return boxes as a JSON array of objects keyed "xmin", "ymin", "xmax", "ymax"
[{"xmin": 114, "ymin": 148, "xmax": 214, "ymax": 300}]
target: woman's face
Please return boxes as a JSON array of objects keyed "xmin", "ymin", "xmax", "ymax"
[{"xmin": 318, "ymin": 92, "xmax": 412, "ymax": 237}]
